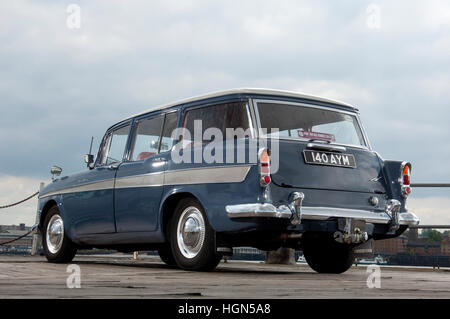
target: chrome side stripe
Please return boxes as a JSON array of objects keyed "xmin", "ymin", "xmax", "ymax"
[
  {"xmin": 40, "ymin": 179, "xmax": 115, "ymax": 198},
  {"xmin": 164, "ymin": 165, "xmax": 251, "ymax": 185},
  {"xmin": 39, "ymin": 165, "xmax": 253, "ymax": 198},
  {"xmin": 115, "ymin": 171, "xmax": 164, "ymax": 189}
]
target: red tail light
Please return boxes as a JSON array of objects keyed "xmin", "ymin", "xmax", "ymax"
[
  {"xmin": 259, "ymin": 148, "xmax": 271, "ymax": 187},
  {"xmin": 401, "ymin": 162, "xmax": 411, "ymax": 197}
]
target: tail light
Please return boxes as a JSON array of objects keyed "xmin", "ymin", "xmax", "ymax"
[
  {"xmin": 401, "ymin": 162, "xmax": 412, "ymax": 197},
  {"xmin": 259, "ymin": 148, "xmax": 271, "ymax": 187}
]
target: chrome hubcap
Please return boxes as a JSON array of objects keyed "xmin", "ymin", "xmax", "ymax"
[
  {"xmin": 177, "ymin": 207, "xmax": 205, "ymax": 259},
  {"xmin": 46, "ymin": 215, "xmax": 64, "ymax": 254}
]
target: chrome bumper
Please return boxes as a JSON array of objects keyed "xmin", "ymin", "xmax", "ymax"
[{"xmin": 225, "ymin": 203, "xmax": 420, "ymax": 226}]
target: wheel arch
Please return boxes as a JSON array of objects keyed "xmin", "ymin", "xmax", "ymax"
[
  {"xmin": 39, "ymin": 199, "xmax": 58, "ymax": 231},
  {"xmin": 159, "ymin": 191, "xmax": 203, "ymax": 241}
]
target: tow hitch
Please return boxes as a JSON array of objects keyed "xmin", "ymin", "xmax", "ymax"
[{"xmin": 334, "ymin": 218, "xmax": 368, "ymax": 244}]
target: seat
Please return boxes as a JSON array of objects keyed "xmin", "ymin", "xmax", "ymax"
[{"xmin": 137, "ymin": 152, "xmax": 155, "ymax": 161}]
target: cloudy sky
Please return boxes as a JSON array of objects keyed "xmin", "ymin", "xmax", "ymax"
[{"xmin": 1, "ymin": 0, "xmax": 449, "ymax": 226}]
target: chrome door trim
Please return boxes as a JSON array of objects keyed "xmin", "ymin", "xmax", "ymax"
[
  {"xmin": 164, "ymin": 165, "xmax": 252, "ymax": 185},
  {"xmin": 39, "ymin": 179, "xmax": 115, "ymax": 198}
]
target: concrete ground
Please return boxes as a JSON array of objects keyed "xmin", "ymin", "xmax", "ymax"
[{"xmin": 0, "ymin": 255, "xmax": 449, "ymax": 298}]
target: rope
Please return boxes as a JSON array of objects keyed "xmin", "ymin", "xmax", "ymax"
[
  {"xmin": 0, "ymin": 191, "xmax": 39, "ymax": 209},
  {"xmin": 0, "ymin": 224, "xmax": 38, "ymax": 246}
]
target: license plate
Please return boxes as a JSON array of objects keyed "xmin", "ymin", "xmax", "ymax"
[{"xmin": 303, "ymin": 150, "xmax": 356, "ymax": 168}]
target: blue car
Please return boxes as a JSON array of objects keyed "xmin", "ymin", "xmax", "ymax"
[{"xmin": 37, "ymin": 88, "xmax": 419, "ymax": 273}]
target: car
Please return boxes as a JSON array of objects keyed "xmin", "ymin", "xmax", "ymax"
[{"xmin": 37, "ymin": 88, "xmax": 419, "ymax": 273}]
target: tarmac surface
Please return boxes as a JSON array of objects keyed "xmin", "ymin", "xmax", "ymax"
[{"xmin": 0, "ymin": 254, "xmax": 449, "ymax": 298}]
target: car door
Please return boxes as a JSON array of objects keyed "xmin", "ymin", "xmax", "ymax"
[
  {"xmin": 64, "ymin": 122, "xmax": 131, "ymax": 235},
  {"xmin": 114, "ymin": 111, "xmax": 178, "ymax": 232}
]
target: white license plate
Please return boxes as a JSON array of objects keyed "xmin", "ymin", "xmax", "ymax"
[{"xmin": 303, "ymin": 150, "xmax": 356, "ymax": 168}]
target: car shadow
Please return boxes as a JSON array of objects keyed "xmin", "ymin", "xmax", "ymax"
[{"xmin": 72, "ymin": 258, "xmax": 306, "ymax": 275}]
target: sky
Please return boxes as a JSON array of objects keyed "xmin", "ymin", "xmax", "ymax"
[{"xmin": 0, "ymin": 0, "xmax": 449, "ymax": 226}]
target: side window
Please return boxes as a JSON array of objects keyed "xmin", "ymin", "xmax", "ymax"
[
  {"xmin": 183, "ymin": 102, "xmax": 249, "ymax": 143},
  {"xmin": 100, "ymin": 125, "xmax": 131, "ymax": 165},
  {"xmin": 160, "ymin": 111, "xmax": 178, "ymax": 152},
  {"xmin": 130, "ymin": 115, "xmax": 164, "ymax": 161}
]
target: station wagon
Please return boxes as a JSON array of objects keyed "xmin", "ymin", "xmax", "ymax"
[{"xmin": 37, "ymin": 88, "xmax": 419, "ymax": 273}]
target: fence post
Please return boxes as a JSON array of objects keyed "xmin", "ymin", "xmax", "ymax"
[{"xmin": 31, "ymin": 182, "xmax": 45, "ymax": 256}]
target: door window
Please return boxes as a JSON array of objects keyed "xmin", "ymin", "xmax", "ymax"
[
  {"xmin": 99, "ymin": 125, "xmax": 131, "ymax": 165},
  {"xmin": 130, "ymin": 115, "xmax": 164, "ymax": 161},
  {"xmin": 160, "ymin": 112, "xmax": 178, "ymax": 153}
]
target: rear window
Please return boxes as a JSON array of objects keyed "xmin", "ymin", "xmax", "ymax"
[{"xmin": 257, "ymin": 102, "xmax": 366, "ymax": 147}]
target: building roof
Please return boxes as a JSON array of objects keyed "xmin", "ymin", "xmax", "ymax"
[{"xmin": 125, "ymin": 88, "xmax": 357, "ymax": 121}]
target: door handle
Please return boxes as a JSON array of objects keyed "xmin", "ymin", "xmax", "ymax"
[
  {"xmin": 107, "ymin": 164, "xmax": 119, "ymax": 170},
  {"xmin": 152, "ymin": 158, "xmax": 167, "ymax": 163},
  {"xmin": 306, "ymin": 143, "xmax": 347, "ymax": 153}
]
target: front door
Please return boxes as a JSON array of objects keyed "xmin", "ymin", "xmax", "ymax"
[
  {"xmin": 114, "ymin": 111, "xmax": 178, "ymax": 232},
  {"xmin": 65, "ymin": 122, "xmax": 132, "ymax": 235}
]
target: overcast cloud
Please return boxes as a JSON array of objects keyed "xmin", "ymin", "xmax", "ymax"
[{"xmin": 0, "ymin": 1, "xmax": 449, "ymax": 225}]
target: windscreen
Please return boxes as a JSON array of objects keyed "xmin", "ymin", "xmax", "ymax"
[{"xmin": 257, "ymin": 102, "xmax": 366, "ymax": 147}]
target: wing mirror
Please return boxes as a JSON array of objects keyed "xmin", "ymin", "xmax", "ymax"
[
  {"xmin": 85, "ymin": 136, "xmax": 95, "ymax": 169},
  {"xmin": 84, "ymin": 154, "xmax": 94, "ymax": 166},
  {"xmin": 50, "ymin": 166, "xmax": 62, "ymax": 180}
]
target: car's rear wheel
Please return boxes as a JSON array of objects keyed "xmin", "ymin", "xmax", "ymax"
[
  {"xmin": 170, "ymin": 198, "xmax": 221, "ymax": 271},
  {"xmin": 42, "ymin": 206, "xmax": 77, "ymax": 263},
  {"xmin": 157, "ymin": 245, "xmax": 176, "ymax": 266},
  {"xmin": 302, "ymin": 234, "xmax": 354, "ymax": 274}
]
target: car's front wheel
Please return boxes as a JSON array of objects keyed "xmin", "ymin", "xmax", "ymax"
[
  {"xmin": 42, "ymin": 206, "xmax": 77, "ymax": 263},
  {"xmin": 169, "ymin": 198, "xmax": 221, "ymax": 271},
  {"xmin": 302, "ymin": 234, "xmax": 354, "ymax": 274}
]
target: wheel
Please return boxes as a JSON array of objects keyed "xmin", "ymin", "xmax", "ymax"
[
  {"xmin": 169, "ymin": 198, "xmax": 221, "ymax": 271},
  {"xmin": 42, "ymin": 206, "xmax": 77, "ymax": 263},
  {"xmin": 302, "ymin": 234, "xmax": 354, "ymax": 274},
  {"xmin": 157, "ymin": 245, "xmax": 176, "ymax": 266}
]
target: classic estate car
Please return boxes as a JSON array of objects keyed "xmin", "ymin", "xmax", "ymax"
[{"xmin": 37, "ymin": 88, "xmax": 419, "ymax": 273}]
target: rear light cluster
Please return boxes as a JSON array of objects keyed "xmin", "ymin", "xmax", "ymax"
[
  {"xmin": 401, "ymin": 162, "xmax": 412, "ymax": 197},
  {"xmin": 259, "ymin": 148, "xmax": 271, "ymax": 187}
]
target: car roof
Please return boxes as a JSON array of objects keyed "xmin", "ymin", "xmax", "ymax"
[{"xmin": 123, "ymin": 88, "xmax": 357, "ymax": 121}]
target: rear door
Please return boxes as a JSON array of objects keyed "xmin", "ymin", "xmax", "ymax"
[{"xmin": 255, "ymin": 100, "xmax": 386, "ymax": 194}]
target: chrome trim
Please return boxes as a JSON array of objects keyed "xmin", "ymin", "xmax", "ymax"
[
  {"xmin": 46, "ymin": 215, "xmax": 64, "ymax": 254},
  {"xmin": 40, "ymin": 179, "xmax": 115, "ymax": 198},
  {"xmin": 306, "ymin": 143, "xmax": 347, "ymax": 153},
  {"xmin": 40, "ymin": 165, "xmax": 253, "ymax": 198},
  {"xmin": 289, "ymin": 192, "xmax": 304, "ymax": 225},
  {"xmin": 176, "ymin": 206, "xmax": 206, "ymax": 259},
  {"xmin": 225, "ymin": 203, "xmax": 292, "ymax": 219},
  {"xmin": 226, "ymin": 203, "xmax": 420, "ymax": 226},
  {"xmin": 115, "ymin": 171, "xmax": 164, "ymax": 188},
  {"xmin": 386, "ymin": 199, "xmax": 401, "ymax": 233},
  {"xmin": 164, "ymin": 165, "xmax": 252, "ymax": 185}
]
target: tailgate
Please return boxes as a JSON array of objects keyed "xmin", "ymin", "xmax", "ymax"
[{"xmin": 272, "ymin": 139, "xmax": 386, "ymax": 194}]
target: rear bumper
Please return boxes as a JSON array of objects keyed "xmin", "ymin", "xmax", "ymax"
[{"xmin": 225, "ymin": 203, "xmax": 420, "ymax": 226}]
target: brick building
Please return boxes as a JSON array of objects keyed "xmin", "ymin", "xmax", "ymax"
[
  {"xmin": 441, "ymin": 235, "xmax": 450, "ymax": 256},
  {"xmin": 373, "ymin": 235, "xmax": 408, "ymax": 255}
]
